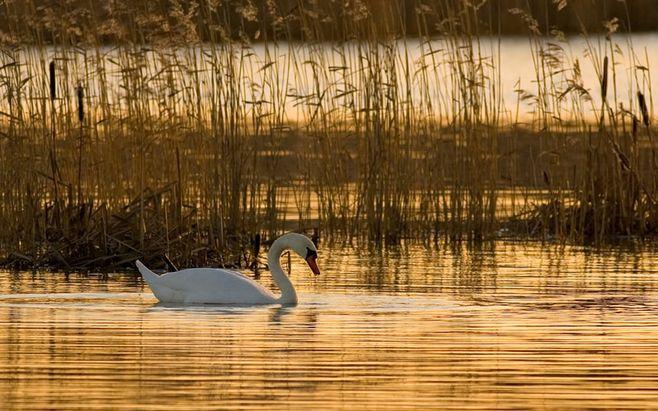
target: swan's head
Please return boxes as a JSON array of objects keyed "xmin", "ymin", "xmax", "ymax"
[{"xmin": 284, "ymin": 232, "xmax": 320, "ymax": 276}]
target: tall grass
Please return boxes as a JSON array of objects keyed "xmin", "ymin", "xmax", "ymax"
[{"xmin": 0, "ymin": 0, "xmax": 655, "ymax": 269}]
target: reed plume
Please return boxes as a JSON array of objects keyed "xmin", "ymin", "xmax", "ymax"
[{"xmin": 0, "ymin": 0, "xmax": 655, "ymax": 269}]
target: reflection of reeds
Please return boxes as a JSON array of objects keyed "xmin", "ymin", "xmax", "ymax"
[{"xmin": 0, "ymin": 1, "xmax": 656, "ymax": 269}]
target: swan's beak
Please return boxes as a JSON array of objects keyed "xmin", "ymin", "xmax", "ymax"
[{"xmin": 306, "ymin": 255, "xmax": 320, "ymax": 276}]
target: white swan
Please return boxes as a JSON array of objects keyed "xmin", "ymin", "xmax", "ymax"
[{"xmin": 136, "ymin": 233, "xmax": 320, "ymax": 305}]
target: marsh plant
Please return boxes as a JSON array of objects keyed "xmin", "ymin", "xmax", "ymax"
[{"xmin": 0, "ymin": 0, "xmax": 655, "ymax": 269}]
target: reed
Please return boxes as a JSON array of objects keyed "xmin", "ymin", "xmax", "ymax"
[{"xmin": 0, "ymin": 0, "xmax": 656, "ymax": 269}]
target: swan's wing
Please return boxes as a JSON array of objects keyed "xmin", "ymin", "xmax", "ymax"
[{"xmin": 155, "ymin": 268, "xmax": 275, "ymax": 304}]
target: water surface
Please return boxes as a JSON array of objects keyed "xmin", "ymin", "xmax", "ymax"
[
  {"xmin": 1, "ymin": 242, "xmax": 658, "ymax": 409},
  {"xmin": 5, "ymin": 34, "xmax": 657, "ymax": 124}
]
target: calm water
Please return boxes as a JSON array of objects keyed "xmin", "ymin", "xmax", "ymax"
[
  {"xmin": 6, "ymin": 34, "xmax": 658, "ymax": 124},
  {"xmin": 1, "ymin": 241, "xmax": 658, "ymax": 409}
]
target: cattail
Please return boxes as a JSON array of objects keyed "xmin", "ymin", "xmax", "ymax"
[
  {"xmin": 638, "ymin": 92, "xmax": 650, "ymax": 127},
  {"xmin": 601, "ymin": 56, "xmax": 608, "ymax": 101},
  {"xmin": 77, "ymin": 84, "xmax": 84, "ymax": 123},
  {"xmin": 49, "ymin": 61, "xmax": 56, "ymax": 100},
  {"xmin": 251, "ymin": 233, "xmax": 261, "ymax": 269}
]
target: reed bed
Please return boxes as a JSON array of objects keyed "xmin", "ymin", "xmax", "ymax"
[{"xmin": 0, "ymin": 0, "xmax": 655, "ymax": 269}]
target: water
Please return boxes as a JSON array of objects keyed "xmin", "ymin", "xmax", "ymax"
[
  {"xmin": 1, "ymin": 242, "xmax": 658, "ymax": 409},
  {"xmin": 5, "ymin": 34, "xmax": 658, "ymax": 125}
]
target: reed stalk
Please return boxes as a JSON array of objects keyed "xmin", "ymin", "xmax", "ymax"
[{"xmin": 0, "ymin": 0, "xmax": 655, "ymax": 269}]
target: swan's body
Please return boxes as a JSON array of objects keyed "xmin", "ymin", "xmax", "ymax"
[
  {"xmin": 136, "ymin": 265, "xmax": 279, "ymax": 304},
  {"xmin": 136, "ymin": 233, "xmax": 319, "ymax": 305}
]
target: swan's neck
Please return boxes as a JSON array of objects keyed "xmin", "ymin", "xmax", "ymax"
[{"xmin": 267, "ymin": 239, "xmax": 298, "ymax": 305}]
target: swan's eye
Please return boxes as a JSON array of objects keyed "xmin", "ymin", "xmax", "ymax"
[{"xmin": 305, "ymin": 247, "xmax": 317, "ymax": 259}]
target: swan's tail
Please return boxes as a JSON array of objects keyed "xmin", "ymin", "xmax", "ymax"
[{"xmin": 136, "ymin": 260, "xmax": 160, "ymax": 286}]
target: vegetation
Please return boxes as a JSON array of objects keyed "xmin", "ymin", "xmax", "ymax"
[{"xmin": 0, "ymin": 0, "xmax": 655, "ymax": 269}]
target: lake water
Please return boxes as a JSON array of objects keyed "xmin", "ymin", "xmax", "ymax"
[
  {"xmin": 4, "ymin": 33, "xmax": 657, "ymax": 125},
  {"xmin": 1, "ymin": 241, "xmax": 658, "ymax": 409}
]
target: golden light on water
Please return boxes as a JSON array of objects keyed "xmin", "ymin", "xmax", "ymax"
[
  {"xmin": 2, "ymin": 2, "xmax": 658, "ymax": 408},
  {"xmin": 1, "ymin": 242, "xmax": 658, "ymax": 409}
]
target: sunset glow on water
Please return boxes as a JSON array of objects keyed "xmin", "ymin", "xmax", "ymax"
[{"xmin": 1, "ymin": 242, "xmax": 658, "ymax": 409}]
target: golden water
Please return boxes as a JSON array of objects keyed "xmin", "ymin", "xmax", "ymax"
[
  {"xmin": 1, "ymin": 242, "xmax": 658, "ymax": 409},
  {"xmin": 5, "ymin": 34, "xmax": 658, "ymax": 126}
]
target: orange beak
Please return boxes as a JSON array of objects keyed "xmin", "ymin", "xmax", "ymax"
[{"xmin": 306, "ymin": 255, "xmax": 320, "ymax": 276}]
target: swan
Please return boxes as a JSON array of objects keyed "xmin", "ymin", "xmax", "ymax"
[{"xmin": 135, "ymin": 232, "xmax": 319, "ymax": 305}]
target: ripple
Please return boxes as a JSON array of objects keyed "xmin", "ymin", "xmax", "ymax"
[{"xmin": 1, "ymin": 241, "xmax": 658, "ymax": 409}]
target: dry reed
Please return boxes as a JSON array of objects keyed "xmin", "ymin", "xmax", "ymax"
[{"xmin": 0, "ymin": 0, "xmax": 656, "ymax": 270}]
